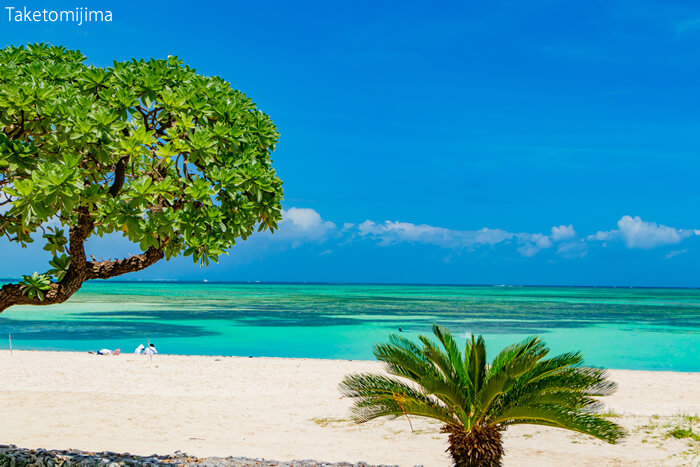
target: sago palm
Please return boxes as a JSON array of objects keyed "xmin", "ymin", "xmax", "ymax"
[{"xmin": 339, "ymin": 324, "xmax": 625, "ymax": 466}]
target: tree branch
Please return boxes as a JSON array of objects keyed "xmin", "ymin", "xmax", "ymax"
[
  {"xmin": 86, "ymin": 246, "xmax": 164, "ymax": 280},
  {"xmin": 108, "ymin": 156, "xmax": 128, "ymax": 197},
  {"xmin": 0, "ymin": 243, "xmax": 165, "ymax": 314}
]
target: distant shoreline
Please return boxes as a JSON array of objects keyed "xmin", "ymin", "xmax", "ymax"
[{"xmin": 2, "ymin": 278, "xmax": 699, "ymax": 289}]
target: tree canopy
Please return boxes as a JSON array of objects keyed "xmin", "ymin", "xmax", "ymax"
[{"xmin": 0, "ymin": 43, "xmax": 283, "ymax": 312}]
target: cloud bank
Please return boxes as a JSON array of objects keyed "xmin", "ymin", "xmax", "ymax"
[
  {"xmin": 8, "ymin": 202, "xmax": 692, "ymax": 261},
  {"xmin": 273, "ymin": 209, "xmax": 698, "ymax": 258},
  {"xmin": 354, "ymin": 220, "xmax": 512, "ymax": 249}
]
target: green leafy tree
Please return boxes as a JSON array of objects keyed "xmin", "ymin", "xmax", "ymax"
[
  {"xmin": 0, "ymin": 43, "xmax": 283, "ymax": 312},
  {"xmin": 340, "ymin": 325, "xmax": 625, "ymax": 467}
]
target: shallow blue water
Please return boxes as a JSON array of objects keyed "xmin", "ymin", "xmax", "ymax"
[{"xmin": 0, "ymin": 282, "xmax": 698, "ymax": 371}]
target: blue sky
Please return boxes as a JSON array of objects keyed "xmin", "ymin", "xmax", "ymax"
[{"xmin": 2, "ymin": 1, "xmax": 700, "ymax": 286}]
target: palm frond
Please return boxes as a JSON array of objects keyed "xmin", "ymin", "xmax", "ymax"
[
  {"xmin": 491, "ymin": 404, "xmax": 626, "ymax": 443},
  {"xmin": 432, "ymin": 324, "xmax": 470, "ymax": 384},
  {"xmin": 517, "ymin": 351, "xmax": 584, "ymax": 383},
  {"xmin": 349, "ymin": 398, "xmax": 458, "ymax": 425},
  {"xmin": 415, "ymin": 335, "xmax": 474, "ymax": 408},
  {"xmin": 466, "ymin": 334, "xmax": 486, "ymax": 402},
  {"xmin": 487, "ymin": 336, "xmax": 547, "ymax": 377},
  {"xmin": 475, "ymin": 337, "xmax": 548, "ymax": 422},
  {"xmin": 340, "ymin": 373, "xmax": 427, "ymax": 400},
  {"xmin": 579, "ymin": 367, "xmax": 618, "ymax": 396},
  {"xmin": 374, "ymin": 336, "xmax": 439, "ymax": 381},
  {"xmin": 519, "ymin": 390, "xmax": 604, "ymax": 411},
  {"xmin": 417, "ymin": 335, "xmax": 456, "ymax": 378},
  {"xmin": 529, "ymin": 367, "xmax": 616, "ymax": 395},
  {"xmin": 387, "ymin": 333, "xmax": 428, "ymax": 360},
  {"xmin": 490, "ymin": 360, "xmax": 617, "ymax": 421},
  {"xmin": 407, "ymin": 374, "xmax": 472, "ymax": 422},
  {"xmin": 374, "ymin": 336, "xmax": 472, "ymax": 414},
  {"xmin": 339, "ymin": 373, "xmax": 457, "ymax": 425}
]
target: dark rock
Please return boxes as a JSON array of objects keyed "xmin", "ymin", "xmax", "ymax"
[{"xmin": 0, "ymin": 446, "xmax": 401, "ymax": 467}]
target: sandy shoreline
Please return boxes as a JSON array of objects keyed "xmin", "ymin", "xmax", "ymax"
[{"xmin": 1, "ymin": 351, "xmax": 698, "ymax": 466}]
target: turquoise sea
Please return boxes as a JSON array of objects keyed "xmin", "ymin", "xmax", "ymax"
[{"xmin": 0, "ymin": 282, "xmax": 698, "ymax": 371}]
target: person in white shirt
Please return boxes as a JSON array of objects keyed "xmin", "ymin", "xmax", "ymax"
[
  {"xmin": 143, "ymin": 343, "xmax": 158, "ymax": 355},
  {"xmin": 134, "ymin": 344, "xmax": 145, "ymax": 354}
]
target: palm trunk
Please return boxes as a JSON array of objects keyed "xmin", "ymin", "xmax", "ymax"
[{"xmin": 442, "ymin": 424, "xmax": 504, "ymax": 467}]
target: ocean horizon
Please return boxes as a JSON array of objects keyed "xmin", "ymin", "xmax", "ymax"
[
  {"xmin": 0, "ymin": 281, "xmax": 698, "ymax": 372},
  {"xmin": 4, "ymin": 278, "xmax": 700, "ymax": 288}
]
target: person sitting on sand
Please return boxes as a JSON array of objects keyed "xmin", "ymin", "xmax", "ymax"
[
  {"xmin": 143, "ymin": 343, "xmax": 158, "ymax": 355},
  {"xmin": 97, "ymin": 348, "xmax": 112, "ymax": 355},
  {"xmin": 134, "ymin": 344, "xmax": 145, "ymax": 354}
]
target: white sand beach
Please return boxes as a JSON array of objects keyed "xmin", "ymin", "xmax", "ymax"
[{"xmin": 0, "ymin": 351, "xmax": 698, "ymax": 466}]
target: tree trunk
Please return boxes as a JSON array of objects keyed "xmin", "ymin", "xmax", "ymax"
[{"xmin": 442, "ymin": 424, "xmax": 504, "ymax": 467}]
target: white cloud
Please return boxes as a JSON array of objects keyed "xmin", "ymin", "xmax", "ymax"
[
  {"xmin": 516, "ymin": 233, "xmax": 552, "ymax": 257},
  {"xmin": 551, "ymin": 224, "xmax": 575, "ymax": 241},
  {"xmin": 517, "ymin": 243, "xmax": 541, "ymax": 257},
  {"xmin": 282, "ymin": 207, "xmax": 335, "ymax": 233},
  {"xmin": 557, "ymin": 240, "xmax": 588, "ymax": 258},
  {"xmin": 665, "ymin": 249, "xmax": 687, "ymax": 259},
  {"xmin": 475, "ymin": 228, "xmax": 514, "ymax": 246},
  {"xmin": 355, "ymin": 220, "xmax": 514, "ymax": 249},
  {"xmin": 587, "ymin": 230, "xmax": 618, "ymax": 242},
  {"xmin": 588, "ymin": 215, "xmax": 696, "ymax": 249},
  {"xmin": 275, "ymin": 208, "xmax": 337, "ymax": 246},
  {"xmin": 518, "ymin": 234, "xmax": 552, "ymax": 249},
  {"xmin": 617, "ymin": 215, "xmax": 693, "ymax": 249}
]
